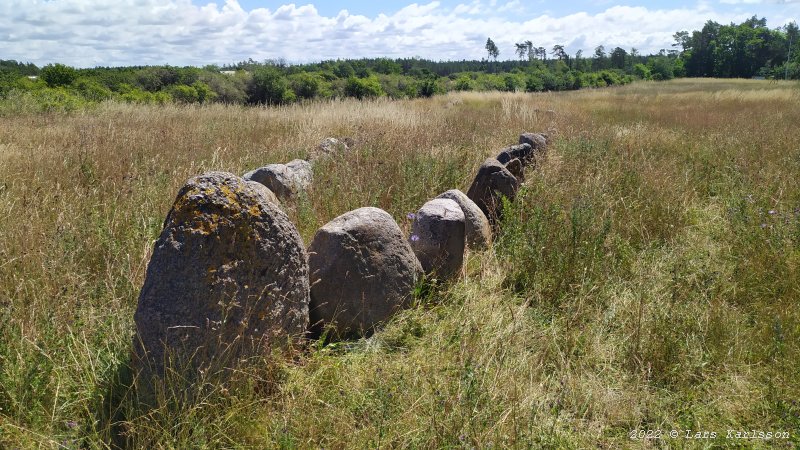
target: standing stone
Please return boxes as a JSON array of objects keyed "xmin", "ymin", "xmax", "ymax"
[
  {"xmin": 409, "ymin": 199, "xmax": 466, "ymax": 279},
  {"xmin": 505, "ymin": 158, "xmax": 524, "ymax": 183},
  {"xmin": 308, "ymin": 207, "xmax": 422, "ymax": 338},
  {"xmin": 466, "ymin": 158, "xmax": 520, "ymax": 225},
  {"xmin": 243, "ymin": 159, "xmax": 313, "ymax": 202},
  {"xmin": 312, "ymin": 137, "xmax": 349, "ymax": 160},
  {"xmin": 496, "ymin": 143, "xmax": 533, "ymax": 166},
  {"xmin": 435, "ymin": 189, "xmax": 492, "ymax": 250},
  {"xmin": 519, "ymin": 132, "xmax": 548, "ymax": 154},
  {"xmin": 244, "ymin": 180, "xmax": 281, "ymax": 207},
  {"xmin": 133, "ymin": 171, "xmax": 309, "ymax": 382}
]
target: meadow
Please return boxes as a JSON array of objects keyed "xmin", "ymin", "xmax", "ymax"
[{"xmin": 0, "ymin": 78, "xmax": 799, "ymax": 448}]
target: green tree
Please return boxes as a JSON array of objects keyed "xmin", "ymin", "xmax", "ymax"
[
  {"xmin": 248, "ymin": 66, "xmax": 293, "ymax": 104},
  {"xmin": 485, "ymin": 38, "xmax": 499, "ymax": 61},
  {"xmin": 40, "ymin": 64, "xmax": 77, "ymax": 87},
  {"xmin": 289, "ymin": 72, "xmax": 323, "ymax": 99},
  {"xmin": 592, "ymin": 45, "xmax": 607, "ymax": 70},
  {"xmin": 551, "ymin": 44, "xmax": 568, "ymax": 61},
  {"xmin": 515, "ymin": 42, "xmax": 528, "ymax": 61},
  {"xmin": 610, "ymin": 47, "xmax": 627, "ymax": 69},
  {"xmin": 344, "ymin": 75, "xmax": 384, "ymax": 99}
]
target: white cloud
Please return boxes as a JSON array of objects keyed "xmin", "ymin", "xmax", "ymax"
[{"xmin": 0, "ymin": 0, "xmax": 798, "ymax": 67}]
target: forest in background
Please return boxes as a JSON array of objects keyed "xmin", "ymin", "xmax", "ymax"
[{"xmin": 0, "ymin": 15, "xmax": 797, "ymax": 111}]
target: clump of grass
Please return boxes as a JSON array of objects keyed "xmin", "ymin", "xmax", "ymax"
[{"xmin": 1, "ymin": 79, "xmax": 798, "ymax": 448}]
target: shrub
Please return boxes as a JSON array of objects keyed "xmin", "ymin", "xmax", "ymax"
[
  {"xmin": 633, "ymin": 63, "xmax": 651, "ymax": 80},
  {"xmin": 40, "ymin": 64, "xmax": 78, "ymax": 88},
  {"xmin": 288, "ymin": 72, "xmax": 324, "ymax": 100},
  {"xmin": 74, "ymin": 78, "xmax": 113, "ymax": 101},
  {"xmin": 344, "ymin": 76, "xmax": 384, "ymax": 99},
  {"xmin": 453, "ymin": 75, "xmax": 474, "ymax": 91},
  {"xmin": 248, "ymin": 67, "xmax": 294, "ymax": 105}
]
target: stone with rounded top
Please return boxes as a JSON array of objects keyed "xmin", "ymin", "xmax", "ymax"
[
  {"xmin": 308, "ymin": 207, "xmax": 422, "ymax": 339},
  {"xmin": 466, "ymin": 157, "xmax": 520, "ymax": 225},
  {"xmin": 312, "ymin": 137, "xmax": 350, "ymax": 160},
  {"xmin": 496, "ymin": 143, "xmax": 533, "ymax": 166},
  {"xmin": 243, "ymin": 159, "xmax": 312, "ymax": 201},
  {"xmin": 409, "ymin": 198, "xmax": 466, "ymax": 279},
  {"xmin": 244, "ymin": 180, "xmax": 281, "ymax": 207},
  {"xmin": 519, "ymin": 132, "xmax": 548, "ymax": 154},
  {"xmin": 436, "ymin": 189, "xmax": 492, "ymax": 250},
  {"xmin": 505, "ymin": 158, "xmax": 524, "ymax": 182},
  {"xmin": 133, "ymin": 171, "xmax": 309, "ymax": 384}
]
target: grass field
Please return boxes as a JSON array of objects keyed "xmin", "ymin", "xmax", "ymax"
[{"xmin": 1, "ymin": 78, "xmax": 799, "ymax": 448}]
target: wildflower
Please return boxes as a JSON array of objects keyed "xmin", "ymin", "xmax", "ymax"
[
  {"xmin": 760, "ymin": 223, "xmax": 768, "ymax": 229},
  {"xmin": 66, "ymin": 420, "xmax": 77, "ymax": 429},
  {"xmin": 410, "ymin": 234, "xmax": 420, "ymax": 242},
  {"xmin": 406, "ymin": 212, "xmax": 416, "ymax": 220},
  {"xmin": 769, "ymin": 209, "xmax": 777, "ymax": 215}
]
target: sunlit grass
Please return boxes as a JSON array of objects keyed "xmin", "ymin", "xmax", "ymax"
[{"xmin": 0, "ymin": 79, "xmax": 798, "ymax": 448}]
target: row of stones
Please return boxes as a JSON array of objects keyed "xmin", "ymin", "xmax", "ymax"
[{"xmin": 132, "ymin": 133, "xmax": 548, "ymax": 381}]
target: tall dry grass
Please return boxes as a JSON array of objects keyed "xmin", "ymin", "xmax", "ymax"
[{"xmin": 0, "ymin": 79, "xmax": 798, "ymax": 448}]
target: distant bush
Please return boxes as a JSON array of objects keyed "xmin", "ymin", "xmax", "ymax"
[
  {"xmin": 633, "ymin": 63, "xmax": 651, "ymax": 80},
  {"xmin": 40, "ymin": 64, "xmax": 78, "ymax": 88},
  {"xmin": 344, "ymin": 75, "xmax": 384, "ymax": 99},
  {"xmin": 249, "ymin": 67, "xmax": 295, "ymax": 105},
  {"xmin": 288, "ymin": 72, "xmax": 326, "ymax": 100},
  {"xmin": 74, "ymin": 78, "xmax": 113, "ymax": 102}
]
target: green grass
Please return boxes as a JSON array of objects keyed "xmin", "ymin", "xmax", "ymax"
[{"xmin": 1, "ymin": 80, "xmax": 799, "ymax": 448}]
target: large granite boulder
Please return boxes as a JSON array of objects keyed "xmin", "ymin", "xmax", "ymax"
[
  {"xmin": 308, "ymin": 207, "xmax": 422, "ymax": 338},
  {"xmin": 409, "ymin": 199, "xmax": 466, "ymax": 279},
  {"xmin": 243, "ymin": 159, "xmax": 312, "ymax": 202},
  {"xmin": 466, "ymin": 158, "xmax": 520, "ymax": 225},
  {"xmin": 435, "ymin": 189, "xmax": 492, "ymax": 250},
  {"xmin": 133, "ymin": 171, "xmax": 309, "ymax": 382}
]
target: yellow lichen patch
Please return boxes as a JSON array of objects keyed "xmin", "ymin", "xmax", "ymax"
[
  {"xmin": 248, "ymin": 204, "xmax": 262, "ymax": 217},
  {"xmin": 218, "ymin": 182, "xmax": 246, "ymax": 208}
]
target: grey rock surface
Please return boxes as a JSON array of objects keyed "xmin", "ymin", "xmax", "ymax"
[
  {"xmin": 313, "ymin": 137, "xmax": 349, "ymax": 159},
  {"xmin": 409, "ymin": 198, "xmax": 466, "ymax": 279},
  {"xmin": 308, "ymin": 207, "xmax": 422, "ymax": 338},
  {"xmin": 496, "ymin": 143, "xmax": 533, "ymax": 166},
  {"xmin": 505, "ymin": 158, "xmax": 524, "ymax": 183},
  {"xmin": 133, "ymin": 171, "xmax": 309, "ymax": 381},
  {"xmin": 436, "ymin": 189, "xmax": 492, "ymax": 250},
  {"xmin": 243, "ymin": 159, "xmax": 313, "ymax": 201},
  {"xmin": 519, "ymin": 132, "xmax": 548, "ymax": 154},
  {"xmin": 466, "ymin": 158, "xmax": 520, "ymax": 225},
  {"xmin": 244, "ymin": 180, "xmax": 281, "ymax": 207}
]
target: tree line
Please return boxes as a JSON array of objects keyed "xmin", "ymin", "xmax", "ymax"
[{"xmin": 0, "ymin": 16, "xmax": 794, "ymax": 111}]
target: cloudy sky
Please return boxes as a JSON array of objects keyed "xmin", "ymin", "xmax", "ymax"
[{"xmin": 1, "ymin": 0, "xmax": 798, "ymax": 68}]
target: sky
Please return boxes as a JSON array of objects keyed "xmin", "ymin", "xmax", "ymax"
[{"xmin": 1, "ymin": 0, "xmax": 799, "ymax": 68}]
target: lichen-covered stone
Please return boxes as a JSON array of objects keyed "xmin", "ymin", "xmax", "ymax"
[
  {"xmin": 466, "ymin": 158, "xmax": 520, "ymax": 225},
  {"xmin": 133, "ymin": 171, "xmax": 309, "ymax": 381},
  {"xmin": 410, "ymin": 198, "xmax": 466, "ymax": 279},
  {"xmin": 308, "ymin": 207, "xmax": 422, "ymax": 338},
  {"xmin": 436, "ymin": 189, "xmax": 491, "ymax": 250},
  {"xmin": 244, "ymin": 159, "xmax": 312, "ymax": 201}
]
